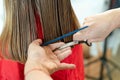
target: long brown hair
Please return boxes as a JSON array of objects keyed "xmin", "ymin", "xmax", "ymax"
[{"xmin": 0, "ymin": 0, "xmax": 80, "ymax": 63}]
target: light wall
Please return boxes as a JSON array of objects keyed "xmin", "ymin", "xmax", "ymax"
[{"xmin": 0, "ymin": 0, "xmax": 4, "ymax": 35}]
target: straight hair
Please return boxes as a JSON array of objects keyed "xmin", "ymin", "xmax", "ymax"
[{"xmin": 0, "ymin": 0, "xmax": 80, "ymax": 63}]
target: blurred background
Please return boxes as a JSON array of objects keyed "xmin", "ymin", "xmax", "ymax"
[
  {"xmin": 71, "ymin": 0, "xmax": 120, "ymax": 80},
  {"xmin": 0, "ymin": 0, "xmax": 4, "ymax": 35},
  {"xmin": 0, "ymin": 0, "xmax": 120, "ymax": 80}
]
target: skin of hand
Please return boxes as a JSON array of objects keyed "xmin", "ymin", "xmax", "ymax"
[
  {"xmin": 24, "ymin": 39, "xmax": 75, "ymax": 76},
  {"xmin": 73, "ymin": 8, "xmax": 120, "ymax": 43}
]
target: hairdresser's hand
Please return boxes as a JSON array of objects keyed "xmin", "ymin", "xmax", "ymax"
[
  {"xmin": 25, "ymin": 39, "xmax": 75, "ymax": 75},
  {"xmin": 73, "ymin": 8, "xmax": 120, "ymax": 43}
]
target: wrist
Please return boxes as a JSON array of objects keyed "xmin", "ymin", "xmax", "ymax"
[{"xmin": 24, "ymin": 60, "xmax": 50, "ymax": 76}]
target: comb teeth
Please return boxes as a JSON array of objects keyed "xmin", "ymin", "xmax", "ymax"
[{"xmin": 42, "ymin": 26, "xmax": 88, "ymax": 46}]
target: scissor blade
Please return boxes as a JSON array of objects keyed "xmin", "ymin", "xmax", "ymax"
[{"xmin": 58, "ymin": 41, "xmax": 79, "ymax": 50}]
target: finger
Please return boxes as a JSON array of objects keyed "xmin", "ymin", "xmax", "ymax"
[
  {"xmin": 60, "ymin": 47, "xmax": 71, "ymax": 52},
  {"xmin": 54, "ymin": 47, "xmax": 71, "ymax": 55},
  {"xmin": 83, "ymin": 21, "xmax": 89, "ymax": 26},
  {"xmin": 84, "ymin": 17, "xmax": 88, "ymax": 21},
  {"xmin": 73, "ymin": 25, "xmax": 93, "ymax": 41},
  {"xmin": 73, "ymin": 32, "xmax": 85, "ymax": 41},
  {"xmin": 83, "ymin": 18, "xmax": 90, "ymax": 25},
  {"xmin": 83, "ymin": 21, "xmax": 94, "ymax": 27},
  {"xmin": 88, "ymin": 38, "xmax": 103, "ymax": 43},
  {"xmin": 32, "ymin": 39, "xmax": 42, "ymax": 45},
  {"xmin": 84, "ymin": 17, "xmax": 90, "ymax": 21},
  {"xmin": 48, "ymin": 42, "xmax": 65, "ymax": 50},
  {"xmin": 57, "ymin": 49, "xmax": 72, "ymax": 61},
  {"xmin": 58, "ymin": 63, "xmax": 76, "ymax": 70},
  {"xmin": 85, "ymin": 16, "xmax": 94, "ymax": 21}
]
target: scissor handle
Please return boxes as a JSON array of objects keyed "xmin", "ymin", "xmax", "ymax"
[
  {"xmin": 86, "ymin": 41, "xmax": 92, "ymax": 46},
  {"xmin": 78, "ymin": 40, "xmax": 92, "ymax": 46},
  {"xmin": 53, "ymin": 40, "xmax": 92, "ymax": 52}
]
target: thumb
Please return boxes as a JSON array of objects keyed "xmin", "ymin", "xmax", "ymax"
[
  {"xmin": 73, "ymin": 32, "xmax": 85, "ymax": 41},
  {"xmin": 33, "ymin": 39, "xmax": 43, "ymax": 45},
  {"xmin": 58, "ymin": 63, "xmax": 76, "ymax": 71}
]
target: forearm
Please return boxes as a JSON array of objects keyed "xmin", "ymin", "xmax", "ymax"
[{"xmin": 108, "ymin": 8, "xmax": 120, "ymax": 29}]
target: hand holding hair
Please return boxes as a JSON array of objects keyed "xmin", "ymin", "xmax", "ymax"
[{"xmin": 24, "ymin": 39, "xmax": 75, "ymax": 80}]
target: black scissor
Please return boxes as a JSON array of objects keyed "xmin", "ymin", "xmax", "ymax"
[{"xmin": 53, "ymin": 40, "xmax": 92, "ymax": 52}]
